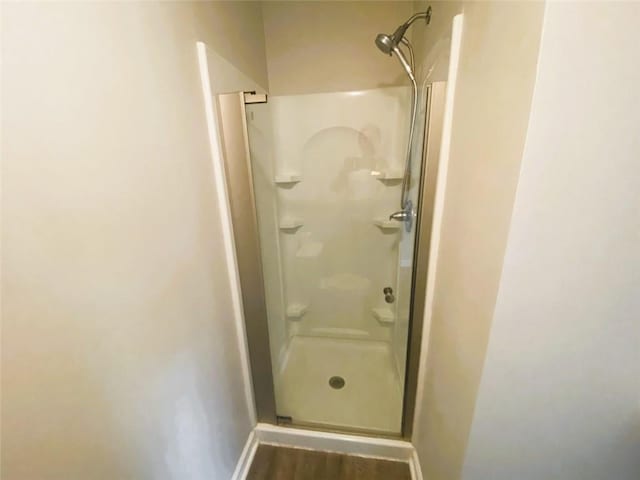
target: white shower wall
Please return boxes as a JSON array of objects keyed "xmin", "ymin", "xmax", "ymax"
[{"xmin": 248, "ymin": 87, "xmax": 412, "ymax": 378}]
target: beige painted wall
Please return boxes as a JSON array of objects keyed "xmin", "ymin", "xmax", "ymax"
[
  {"xmin": 194, "ymin": 1, "xmax": 269, "ymax": 90},
  {"xmin": 463, "ymin": 3, "xmax": 640, "ymax": 478},
  {"xmin": 410, "ymin": 0, "xmax": 462, "ymax": 84},
  {"xmin": 1, "ymin": 2, "xmax": 267, "ymax": 478},
  {"xmin": 262, "ymin": 1, "xmax": 414, "ymax": 95},
  {"xmin": 411, "ymin": 2, "xmax": 545, "ymax": 479}
]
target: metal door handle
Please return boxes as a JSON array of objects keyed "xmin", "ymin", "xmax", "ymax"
[
  {"xmin": 389, "ymin": 200, "xmax": 414, "ymax": 233},
  {"xmin": 389, "ymin": 210, "xmax": 410, "ymax": 221}
]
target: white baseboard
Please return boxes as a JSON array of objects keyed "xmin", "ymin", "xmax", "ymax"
[
  {"xmin": 409, "ymin": 448, "xmax": 424, "ymax": 480},
  {"xmin": 254, "ymin": 423, "xmax": 414, "ymax": 462},
  {"xmin": 230, "ymin": 430, "xmax": 258, "ymax": 480}
]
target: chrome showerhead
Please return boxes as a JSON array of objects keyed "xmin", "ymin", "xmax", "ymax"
[
  {"xmin": 375, "ymin": 33, "xmax": 395, "ymax": 55},
  {"xmin": 375, "ymin": 35, "xmax": 415, "ymax": 82},
  {"xmin": 374, "ymin": 8, "xmax": 432, "ymax": 57}
]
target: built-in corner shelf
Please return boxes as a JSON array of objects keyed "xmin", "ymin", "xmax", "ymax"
[
  {"xmin": 274, "ymin": 173, "xmax": 301, "ymax": 185},
  {"xmin": 279, "ymin": 217, "xmax": 303, "ymax": 231},
  {"xmin": 373, "ymin": 217, "xmax": 401, "ymax": 230},
  {"xmin": 371, "ymin": 169, "xmax": 404, "ymax": 182},
  {"xmin": 372, "ymin": 307, "xmax": 395, "ymax": 325},
  {"xmin": 286, "ymin": 303, "xmax": 309, "ymax": 319},
  {"xmin": 296, "ymin": 241, "xmax": 323, "ymax": 258}
]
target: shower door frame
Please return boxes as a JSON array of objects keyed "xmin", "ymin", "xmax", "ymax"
[
  {"xmin": 217, "ymin": 82, "xmax": 446, "ymax": 440},
  {"xmin": 401, "ymin": 81, "xmax": 446, "ymax": 438},
  {"xmin": 216, "ymin": 91, "xmax": 276, "ymax": 424}
]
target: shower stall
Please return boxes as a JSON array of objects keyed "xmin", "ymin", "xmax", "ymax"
[{"xmin": 217, "ymin": 9, "xmax": 445, "ymax": 438}]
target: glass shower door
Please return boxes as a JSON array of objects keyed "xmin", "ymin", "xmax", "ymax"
[{"xmin": 244, "ymin": 85, "xmax": 430, "ymax": 436}]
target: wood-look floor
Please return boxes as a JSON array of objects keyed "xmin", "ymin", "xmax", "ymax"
[{"xmin": 246, "ymin": 444, "xmax": 411, "ymax": 480}]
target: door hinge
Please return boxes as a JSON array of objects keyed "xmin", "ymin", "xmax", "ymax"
[{"xmin": 244, "ymin": 91, "xmax": 267, "ymax": 104}]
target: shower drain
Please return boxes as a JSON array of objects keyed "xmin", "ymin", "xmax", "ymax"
[{"xmin": 329, "ymin": 376, "xmax": 345, "ymax": 390}]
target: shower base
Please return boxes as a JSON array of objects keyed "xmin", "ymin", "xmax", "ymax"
[{"xmin": 275, "ymin": 336, "xmax": 403, "ymax": 434}]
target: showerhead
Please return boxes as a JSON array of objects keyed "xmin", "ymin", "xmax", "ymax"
[
  {"xmin": 375, "ymin": 23, "xmax": 412, "ymax": 55},
  {"xmin": 374, "ymin": 8, "xmax": 432, "ymax": 58},
  {"xmin": 375, "ymin": 33, "xmax": 394, "ymax": 55},
  {"xmin": 375, "ymin": 34, "xmax": 415, "ymax": 82},
  {"xmin": 374, "ymin": 8, "xmax": 431, "ymax": 83}
]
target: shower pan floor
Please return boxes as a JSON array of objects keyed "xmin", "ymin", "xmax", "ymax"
[{"xmin": 275, "ymin": 336, "xmax": 403, "ymax": 434}]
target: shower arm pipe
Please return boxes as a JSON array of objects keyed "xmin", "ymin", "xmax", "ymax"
[
  {"xmin": 391, "ymin": 8, "xmax": 432, "ymax": 46},
  {"xmin": 403, "ymin": 9, "xmax": 432, "ymax": 28}
]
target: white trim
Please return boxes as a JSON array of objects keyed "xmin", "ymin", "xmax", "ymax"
[
  {"xmin": 412, "ymin": 13, "xmax": 465, "ymax": 440},
  {"xmin": 231, "ymin": 430, "xmax": 259, "ymax": 480},
  {"xmin": 232, "ymin": 424, "xmax": 423, "ymax": 479},
  {"xmin": 254, "ymin": 423, "xmax": 414, "ymax": 462},
  {"xmin": 409, "ymin": 448, "xmax": 424, "ymax": 480},
  {"xmin": 196, "ymin": 41, "xmax": 257, "ymax": 426}
]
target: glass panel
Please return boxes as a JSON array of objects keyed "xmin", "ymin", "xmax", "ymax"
[
  {"xmin": 394, "ymin": 84, "xmax": 431, "ymax": 388},
  {"xmin": 245, "ymin": 86, "xmax": 427, "ymax": 435}
]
